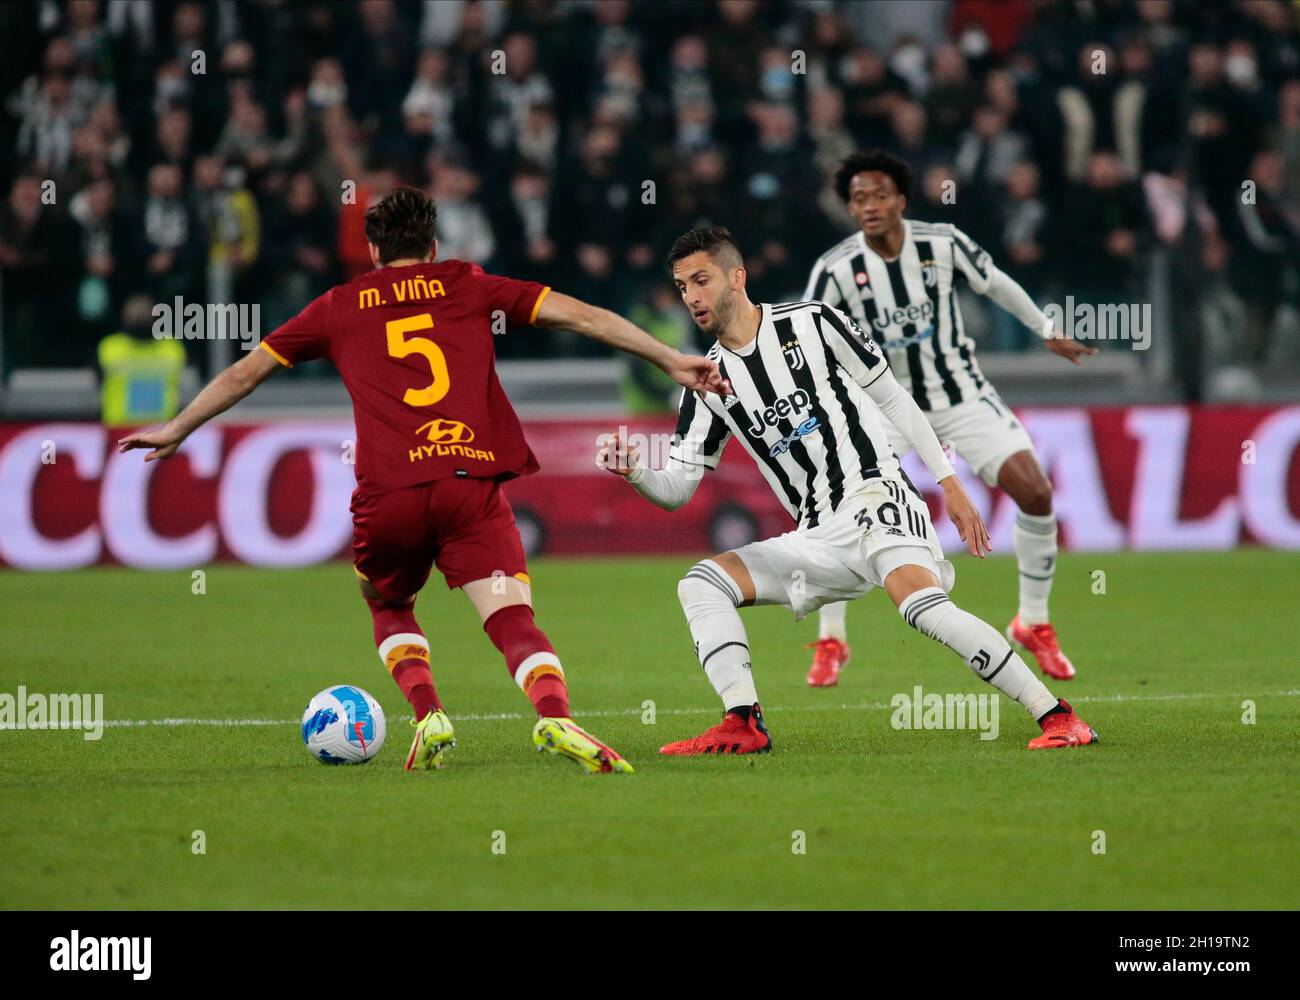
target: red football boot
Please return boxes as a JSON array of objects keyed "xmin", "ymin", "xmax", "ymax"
[
  {"xmin": 1028, "ymin": 699, "xmax": 1099, "ymax": 749},
  {"xmin": 1007, "ymin": 616, "xmax": 1076, "ymax": 680},
  {"xmin": 805, "ymin": 637, "xmax": 851, "ymax": 687},
  {"xmin": 660, "ymin": 704, "xmax": 773, "ymax": 755}
]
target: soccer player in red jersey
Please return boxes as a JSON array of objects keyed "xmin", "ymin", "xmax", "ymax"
[{"xmin": 120, "ymin": 186, "xmax": 730, "ymax": 775}]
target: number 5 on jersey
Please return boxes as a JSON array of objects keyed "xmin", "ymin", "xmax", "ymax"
[{"xmin": 386, "ymin": 313, "xmax": 449, "ymax": 406}]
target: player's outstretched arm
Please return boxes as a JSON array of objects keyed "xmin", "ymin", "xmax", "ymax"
[
  {"xmin": 598, "ymin": 427, "xmax": 701, "ymax": 511},
  {"xmin": 117, "ymin": 346, "xmax": 282, "ymax": 461},
  {"xmin": 864, "ymin": 367, "xmax": 992, "ymax": 558},
  {"xmin": 534, "ymin": 291, "xmax": 731, "ymax": 396},
  {"xmin": 980, "ymin": 266, "xmax": 1098, "ymax": 365}
]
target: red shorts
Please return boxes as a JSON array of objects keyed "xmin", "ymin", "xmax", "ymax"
[{"xmin": 351, "ymin": 477, "xmax": 529, "ymax": 600}]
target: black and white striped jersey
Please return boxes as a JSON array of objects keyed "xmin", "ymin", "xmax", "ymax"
[
  {"xmin": 803, "ymin": 221, "xmax": 993, "ymax": 412},
  {"xmin": 668, "ymin": 300, "xmax": 903, "ymax": 528}
]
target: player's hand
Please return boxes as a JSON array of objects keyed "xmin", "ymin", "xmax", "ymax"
[
  {"xmin": 117, "ymin": 426, "xmax": 184, "ymax": 462},
  {"xmin": 940, "ymin": 476, "xmax": 991, "ymax": 558},
  {"xmin": 1046, "ymin": 335, "xmax": 1098, "ymax": 365},
  {"xmin": 665, "ymin": 351, "xmax": 732, "ymax": 397},
  {"xmin": 596, "ymin": 428, "xmax": 639, "ymax": 478}
]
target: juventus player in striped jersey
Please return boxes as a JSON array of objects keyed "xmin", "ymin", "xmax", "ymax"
[
  {"xmin": 600, "ymin": 227, "xmax": 1097, "ymax": 753},
  {"xmin": 801, "ymin": 151, "xmax": 1097, "ymax": 688}
]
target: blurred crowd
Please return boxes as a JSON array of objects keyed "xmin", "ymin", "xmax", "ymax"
[{"xmin": 2, "ymin": 0, "xmax": 1300, "ymax": 387}]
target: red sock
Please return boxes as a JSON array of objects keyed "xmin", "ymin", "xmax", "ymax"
[
  {"xmin": 483, "ymin": 604, "xmax": 570, "ymax": 718},
  {"xmin": 367, "ymin": 597, "xmax": 441, "ymax": 719}
]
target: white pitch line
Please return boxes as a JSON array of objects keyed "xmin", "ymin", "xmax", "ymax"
[{"xmin": 100, "ymin": 689, "xmax": 1300, "ymax": 729}]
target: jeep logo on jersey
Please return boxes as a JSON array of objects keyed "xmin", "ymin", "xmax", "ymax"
[
  {"xmin": 746, "ymin": 389, "xmax": 811, "ymax": 438},
  {"xmin": 782, "ymin": 339, "xmax": 806, "ymax": 371},
  {"xmin": 415, "ymin": 419, "xmax": 475, "ymax": 444},
  {"xmin": 871, "ymin": 299, "xmax": 935, "ymax": 335}
]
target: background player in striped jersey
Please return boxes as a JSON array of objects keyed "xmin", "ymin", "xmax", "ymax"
[
  {"xmin": 601, "ymin": 227, "xmax": 1097, "ymax": 754},
  {"xmin": 801, "ymin": 151, "xmax": 1098, "ymax": 688}
]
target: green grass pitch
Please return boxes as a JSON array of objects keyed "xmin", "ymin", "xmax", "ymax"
[{"xmin": 1, "ymin": 550, "xmax": 1296, "ymax": 910}]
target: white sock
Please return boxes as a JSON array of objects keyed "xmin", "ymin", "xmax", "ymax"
[
  {"xmin": 677, "ymin": 561, "xmax": 758, "ymax": 711},
  {"xmin": 899, "ymin": 586, "xmax": 1058, "ymax": 720},
  {"xmin": 1014, "ymin": 511, "xmax": 1057, "ymax": 625},
  {"xmin": 818, "ymin": 601, "xmax": 848, "ymax": 642}
]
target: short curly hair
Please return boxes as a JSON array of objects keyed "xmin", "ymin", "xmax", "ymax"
[
  {"xmin": 364, "ymin": 186, "xmax": 438, "ymax": 263},
  {"xmin": 834, "ymin": 150, "xmax": 913, "ymax": 203}
]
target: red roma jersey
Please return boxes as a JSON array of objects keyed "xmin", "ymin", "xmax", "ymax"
[{"xmin": 259, "ymin": 260, "xmax": 550, "ymax": 493}]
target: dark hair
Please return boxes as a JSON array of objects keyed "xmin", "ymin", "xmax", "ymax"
[
  {"xmin": 364, "ymin": 186, "xmax": 438, "ymax": 263},
  {"xmin": 666, "ymin": 225, "xmax": 743, "ymax": 269},
  {"xmin": 834, "ymin": 150, "xmax": 913, "ymax": 202}
]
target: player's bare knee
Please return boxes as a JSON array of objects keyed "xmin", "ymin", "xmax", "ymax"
[
  {"xmin": 1001, "ymin": 455, "xmax": 1053, "ymax": 515},
  {"xmin": 464, "ymin": 575, "xmax": 531, "ymax": 622},
  {"xmin": 1018, "ymin": 477, "xmax": 1053, "ymax": 516},
  {"xmin": 882, "ymin": 563, "xmax": 941, "ymax": 608},
  {"xmin": 713, "ymin": 551, "xmax": 758, "ymax": 603}
]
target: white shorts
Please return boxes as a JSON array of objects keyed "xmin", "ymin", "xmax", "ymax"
[
  {"xmin": 884, "ymin": 390, "xmax": 1035, "ymax": 487},
  {"xmin": 733, "ymin": 478, "xmax": 956, "ymax": 620}
]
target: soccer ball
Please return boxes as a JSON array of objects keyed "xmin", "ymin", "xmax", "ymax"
[{"xmin": 301, "ymin": 685, "xmax": 387, "ymax": 764}]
